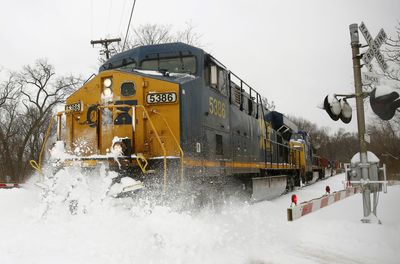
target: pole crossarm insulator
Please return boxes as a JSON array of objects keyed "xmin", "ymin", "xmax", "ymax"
[{"xmin": 90, "ymin": 38, "xmax": 122, "ymax": 59}]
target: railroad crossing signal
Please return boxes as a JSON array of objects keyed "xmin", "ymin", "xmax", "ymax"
[
  {"xmin": 320, "ymin": 23, "xmax": 392, "ymax": 223},
  {"xmin": 370, "ymin": 88, "xmax": 400, "ymax": 121},
  {"xmin": 323, "ymin": 95, "xmax": 352, "ymax": 124},
  {"xmin": 359, "ymin": 22, "xmax": 388, "ymax": 72}
]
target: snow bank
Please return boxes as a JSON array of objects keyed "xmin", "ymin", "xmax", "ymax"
[{"xmin": 0, "ymin": 172, "xmax": 399, "ymax": 264}]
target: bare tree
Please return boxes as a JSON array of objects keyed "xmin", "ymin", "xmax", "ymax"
[
  {"xmin": 0, "ymin": 85, "xmax": 21, "ymax": 182},
  {"xmin": 17, "ymin": 60, "xmax": 77, "ymax": 115},
  {"xmin": 0, "ymin": 60, "xmax": 81, "ymax": 182},
  {"xmin": 363, "ymin": 23, "xmax": 400, "ymax": 179},
  {"xmin": 368, "ymin": 115, "xmax": 400, "ymax": 180},
  {"xmin": 383, "ymin": 22, "xmax": 400, "ymax": 83},
  {"xmin": 131, "ymin": 23, "xmax": 173, "ymax": 47},
  {"xmin": 288, "ymin": 116, "xmax": 319, "ymax": 135},
  {"xmin": 289, "ymin": 115, "xmax": 359, "ymax": 162},
  {"xmin": 111, "ymin": 22, "xmax": 203, "ymax": 56},
  {"xmin": 173, "ymin": 22, "xmax": 203, "ymax": 46},
  {"xmin": 0, "ymin": 74, "xmax": 17, "ymax": 108}
]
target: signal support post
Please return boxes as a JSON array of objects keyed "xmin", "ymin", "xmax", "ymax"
[{"xmin": 349, "ymin": 23, "xmax": 389, "ymax": 224}]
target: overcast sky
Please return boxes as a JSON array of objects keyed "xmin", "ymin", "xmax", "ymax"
[{"xmin": 1, "ymin": 0, "xmax": 399, "ymax": 133}]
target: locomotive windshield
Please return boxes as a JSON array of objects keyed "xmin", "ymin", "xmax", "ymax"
[
  {"xmin": 140, "ymin": 56, "xmax": 196, "ymax": 74},
  {"xmin": 117, "ymin": 61, "xmax": 136, "ymax": 71},
  {"xmin": 291, "ymin": 133, "xmax": 305, "ymax": 141}
]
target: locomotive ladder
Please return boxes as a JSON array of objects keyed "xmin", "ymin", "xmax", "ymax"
[
  {"xmin": 150, "ymin": 109, "xmax": 185, "ymax": 187},
  {"xmin": 130, "ymin": 105, "xmax": 185, "ymax": 191},
  {"xmin": 111, "ymin": 104, "xmax": 175, "ymax": 192}
]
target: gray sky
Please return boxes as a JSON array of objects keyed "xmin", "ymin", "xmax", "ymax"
[{"xmin": 1, "ymin": 0, "xmax": 399, "ymax": 133}]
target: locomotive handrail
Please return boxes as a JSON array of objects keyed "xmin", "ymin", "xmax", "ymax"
[
  {"xmin": 98, "ymin": 104, "xmax": 169, "ymax": 192},
  {"xmin": 226, "ymin": 76, "xmax": 302, "ymax": 171},
  {"xmin": 229, "ymin": 71, "xmax": 261, "ymax": 117},
  {"xmin": 29, "ymin": 111, "xmax": 71, "ymax": 182},
  {"xmin": 134, "ymin": 105, "xmax": 168, "ymax": 192},
  {"xmin": 83, "ymin": 73, "xmax": 96, "ymax": 84},
  {"xmin": 29, "ymin": 116, "xmax": 54, "ymax": 181},
  {"xmin": 151, "ymin": 110, "xmax": 185, "ymax": 187},
  {"xmin": 258, "ymin": 93, "xmax": 269, "ymax": 167},
  {"xmin": 263, "ymin": 137, "xmax": 302, "ymax": 169}
]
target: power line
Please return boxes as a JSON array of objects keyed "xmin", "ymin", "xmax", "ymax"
[
  {"xmin": 90, "ymin": 0, "xmax": 94, "ymax": 39},
  {"xmin": 122, "ymin": 0, "xmax": 137, "ymax": 51},
  {"xmin": 106, "ymin": 0, "xmax": 113, "ymax": 34},
  {"xmin": 118, "ymin": 0, "xmax": 128, "ymax": 34}
]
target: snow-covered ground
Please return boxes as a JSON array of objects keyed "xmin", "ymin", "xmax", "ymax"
[{"xmin": 1, "ymin": 171, "xmax": 399, "ymax": 264}]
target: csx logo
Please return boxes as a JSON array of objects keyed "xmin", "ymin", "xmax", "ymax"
[
  {"xmin": 258, "ymin": 118, "xmax": 271, "ymax": 150},
  {"xmin": 209, "ymin": 97, "xmax": 225, "ymax": 118}
]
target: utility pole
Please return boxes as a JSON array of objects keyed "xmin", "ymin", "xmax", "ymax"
[
  {"xmin": 349, "ymin": 24, "xmax": 372, "ymax": 222},
  {"xmin": 90, "ymin": 38, "xmax": 121, "ymax": 60}
]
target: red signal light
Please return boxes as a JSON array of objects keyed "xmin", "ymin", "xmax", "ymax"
[
  {"xmin": 291, "ymin": 194, "xmax": 297, "ymax": 206},
  {"xmin": 326, "ymin": 186, "xmax": 331, "ymax": 194}
]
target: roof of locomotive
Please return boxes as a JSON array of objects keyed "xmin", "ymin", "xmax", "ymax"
[
  {"xmin": 99, "ymin": 42, "xmax": 205, "ymax": 73},
  {"xmin": 265, "ymin": 111, "xmax": 298, "ymax": 141}
]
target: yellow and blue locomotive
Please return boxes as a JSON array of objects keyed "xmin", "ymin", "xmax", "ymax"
[{"xmin": 52, "ymin": 42, "xmax": 321, "ymax": 200}]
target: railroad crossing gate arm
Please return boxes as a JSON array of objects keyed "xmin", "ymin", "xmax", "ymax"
[{"xmin": 287, "ymin": 186, "xmax": 361, "ymax": 221}]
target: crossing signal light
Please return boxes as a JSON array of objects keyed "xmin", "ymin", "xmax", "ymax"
[
  {"xmin": 325, "ymin": 186, "xmax": 331, "ymax": 194},
  {"xmin": 323, "ymin": 95, "xmax": 352, "ymax": 123},
  {"xmin": 339, "ymin": 99, "xmax": 352, "ymax": 124},
  {"xmin": 323, "ymin": 95, "xmax": 341, "ymax": 121},
  {"xmin": 370, "ymin": 88, "xmax": 400, "ymax": 121},
  {"xmin": 291, "ymin": 194, "xmax": 297, "ymax": 206}
]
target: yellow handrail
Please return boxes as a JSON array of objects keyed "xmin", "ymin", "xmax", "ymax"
[
  {"xmin": 136, "ymin": 153, "xmax": 149, "ymax": 173},
  {"xmin": 134, "ymin": 105, "xmax": 168, "ymax": 192},
  {"xmin": 151, "ymin": 110, "xmax": 185, "ymax": 186},
  {"xmin": 29, "ymin": 114, "xmax": 56, "ymax": 182},
  {"xmin": 98, "ymin": 104, "xmax": 168, "ymax": 191}
]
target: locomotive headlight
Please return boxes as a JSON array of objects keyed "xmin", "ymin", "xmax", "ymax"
[
  {"xmin": 101, "ymin": 77, "xmax": 113, "ymax": 99},
  {"xmin": 102, "ymin": 87, "xmax": 113, "ymax": 97},
  {"xmin": 103, "ymin": 78, "xmax": 112, "ymax": 88}
]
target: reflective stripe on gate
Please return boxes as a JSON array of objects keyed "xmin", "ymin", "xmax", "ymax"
[
  {"xmin": 0, "ymin": 183, "xmax": 20, "ymax": 188},
  {"xmin": 287, "ymin": 186, "xmax": 361, "ymax": 221}
]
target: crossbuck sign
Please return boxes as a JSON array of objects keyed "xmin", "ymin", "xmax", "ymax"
[{"xmin": 359, "ymin": 22, "xmax": 388, "ymax": 72}]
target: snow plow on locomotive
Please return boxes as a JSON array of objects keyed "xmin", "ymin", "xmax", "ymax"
[{"xmin": 38, "ymin": 42, "xmax": 326, "ymax": 201}]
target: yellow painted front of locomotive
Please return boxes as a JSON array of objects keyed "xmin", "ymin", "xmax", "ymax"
[
  {"xmin": 289, "ymin": 141, "xmax": 306, "ymax": 172},
  {"xmin": 63, "ymin": 70, "xmax": 181, "ymax": 160}
]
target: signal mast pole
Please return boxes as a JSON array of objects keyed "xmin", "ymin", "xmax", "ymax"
[
  {"xmin": 90, "ymin": 38, "xmax": 121, "ymax": 59},
  {"xmin": 349, "ymin": 24, "xmax": 372, "ymax": 222}
]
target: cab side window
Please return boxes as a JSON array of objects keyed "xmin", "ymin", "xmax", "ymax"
[
  {"xmin": 217, "ymin": 68, "xmax": 228, "ymax": 96},
  {"xmin": 205, "ymin": 59, "xmax": 228, "ymax": 97}
]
